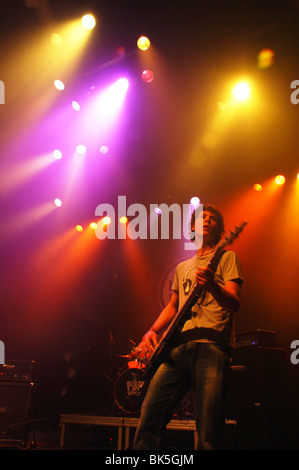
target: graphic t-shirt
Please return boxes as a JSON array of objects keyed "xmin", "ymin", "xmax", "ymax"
[{"xmin": 172, "ymin": 250, "xmax": 243, "ymax": 347}]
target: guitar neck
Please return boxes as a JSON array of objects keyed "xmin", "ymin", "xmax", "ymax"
[{"xmin": 161, "ymin": 247, "xmax": 223, "ymax": 340}]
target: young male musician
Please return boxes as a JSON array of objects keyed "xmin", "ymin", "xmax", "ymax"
[{"xmin": 133, "ymin": 204, "xmax": 243, "ymax": 450}]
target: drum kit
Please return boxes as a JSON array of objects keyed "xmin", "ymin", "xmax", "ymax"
[
  {"xmin": 112, "ymin": 345, "xmax": 193, "ymax": 418},
  {"xmin": 113, "ymin": 346, "xmax": 150, "ymax": 414}
]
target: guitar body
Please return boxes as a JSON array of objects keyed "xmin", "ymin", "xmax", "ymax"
[{"xmin": 143, "ymin": 220, "xmax": 247, "ymax": 380}]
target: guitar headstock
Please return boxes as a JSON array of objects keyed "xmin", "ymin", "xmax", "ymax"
[{"xmin": 216, "ymin": 220, "xmax": 248, "ymax": 252}]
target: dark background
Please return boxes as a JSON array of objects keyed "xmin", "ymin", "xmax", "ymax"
[{"xmin": 0, "ymin": 0, "xmax": 299, "ymax": 440}]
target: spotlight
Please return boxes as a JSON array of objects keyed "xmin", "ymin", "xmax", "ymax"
[
  {"xmin": 275, "ymin": 175, "xmax": 285, "ymax": 185},
  {"xmin": 54, "ymin": 79, "xmax": 65, "ymax": 91},
  {"xmin": 257, "ymin": 49, "xmax": 274, "ymax": 69},
  {"xmin": 76, "ymin": 225, "xmax": 83, "ymax": 232},
  {"xmin": 103, "ymin": 216, "xmax": 111, "ymax": 225},
  {"xmin": 90, "ymin": 222, "xmax": 97, "ymax": 229},
  {"xmin": 232, "ymin": 82, "xmax": 250, "ymax": 101},
  {"xmin": 141, "ymin": 69, "xmax": 154, "ymax": 83},
  {"xmin": 190, "ymin": 197, "xmax": 200, "ymax": 206},
  {"xmin": 155, "ymin": 207, "xmax": 162, "ymax": 215},
  {"xmin": 54, "ymin": 198, "xmax": 62, "ymax": 207},
  {"xmin": 137, "ymin": 36, "xmax": 151, "ymax": 51},
  {"xmin": 254, "ymin": 184, "xmax": 263, "ymax": 192},
  {"xmin": 76, "ymin": 145, "xmax": 86, "ymax": 154},
  {"xmin": 53, "ymin": 149, "xmax": 62, "ymax": 160},
  {"xmin": 81, "ymin": 14, "xmax": 96, "ymax": 30},
  {"xmin": 72, "ymin": 101, "xmax": 81, "ymax": 111},
  {"xmin": 100, "ymin": 145, "xmax": 109, "ymax": 154},
  {"xmin": 119, "ymin": 216, "xmax": 128, "ymax": 224}
]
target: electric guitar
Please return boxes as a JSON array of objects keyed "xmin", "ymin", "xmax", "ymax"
[{"xmin": 143, "ymin": 220, "xmax": 248, "ymax": 380}]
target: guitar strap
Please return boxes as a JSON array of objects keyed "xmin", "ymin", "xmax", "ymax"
[
  {"xmin": 194, "ymin": 249, "xmax": 226, "ymax": 308},
  {"xmin": 178, "ymin": 249, "xmax": 227, "ymax": 345}
]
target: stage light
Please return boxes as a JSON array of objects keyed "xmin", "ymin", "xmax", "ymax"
[
  {"xmin": 100, "ymin": 145, "xmax": 109, "ymax": 154},
  {"xmin": 141, "ymin": 69, "xmax": 154, "ymax": 83},
  {"xmin": 54, "ymin": 79, "xmax": 65, "ymax": 91},
  {"xmin": 155, "ymin": 207, "xmax": 162, "ymax": 215},
  {"xmin": 254, "ymin": 184, "xmax": 263, "ymax": 192},
  {"xmin": 53, "ymin": 149, "xmax": 62, "ymax": 160},
  {"xmin": 76, "ymin": 145, "xmax": 86, "ymax": 154},
  {"xmin": 72, "ymin": 101, "xmax": 81, "ymax": 111},
  {"xmin": 190, "ymin": 197, "xmax": 200, "ymax": 206},
  {"xmin": 54, "ymin": 198, "xmax": 62, "ymax": 207},
  {"xmin": 297, "ymin": 172, "xmax": 299, "ymax": 180},
  {"xmin": 81, "ymin": 14, "xmax": 96, "ymax": 30},
  {"xmin": 275, "ymin": 175, "xmax": 285, "ymax": 185},
  {"xmin": 119, "ymin": 216, "xmax": 128, "ymax": 224},
  {"xmin": 90, "ymin": 222, "xmax": 97, "ymax": 229},
  {"xmin": 257, "ymin": 48, "xmax": 274, "ymax": 69},
  {"xmin": 100, "ymin": 78, "xmax": 129, "ymax": 116},
  {"xmin": 115, "ymin": 78, "xmax": 129, "ymax": 94},
  {"xmin": 137, "ymin": 36, "xmax": 151, "ymax": 51},
  {"xmin": 103, "ymin": 216, "xmax": 111, "ymax": 225},
  {"xmin": 232, "ymin": 82, "xmax": 250, "ymax": 101},
  {"xmin": 76, "ymin": 225, "xmax": 83, "ymax": 232}
]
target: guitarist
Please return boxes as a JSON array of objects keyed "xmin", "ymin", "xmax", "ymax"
[{"xmin": 133, "ymin": 204, "xmax": 243, "ymax": 450}]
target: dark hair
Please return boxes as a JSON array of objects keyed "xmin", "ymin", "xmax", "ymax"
[{"xmin": 190, "ymin": 204, "xmax": 225, "ymax": 244}]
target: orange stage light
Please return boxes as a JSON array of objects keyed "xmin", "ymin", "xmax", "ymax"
[
  {"xmin": 103, "ymin": 216, "xmax": 111, "ymax": 225},
  {"xmin": 275, "ymin": 175, "xmax": 285, "ymax": 185}
]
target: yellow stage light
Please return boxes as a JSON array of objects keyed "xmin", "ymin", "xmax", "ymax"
[
  {"xmin": 137, "ymin": 36, "xmax": 151, "ymax": 51},
  {"xmin": 76, "ymin": 225, "xmax": 83, "ymax": 232},
  {"xmin": 119, "ymin": 216, "xmax": 128, "ymax": 224},
  {"xmin": 275, "ymin": 175, "xmax": 285, "ymax": 185},
  {"xmin": 90, "ymin": 222, "xmax": 97, "ymax": 229},
  {"xmin": 254, "ymin": 184, "xmax": 263, "ymax": 192},
  {"xmin": 81, "ymin": 14, "xmax": 96, "ymax": 30},
  {"xmin": 103, "ymin": 216, "xmax": 111, "ymax": 225},
  {"xmin": 257, "ymin": 49, "xmax": 274, "ymax": 69},
  {"xmin": 232, "ymin": 82, "xmax": 250, "ymax": 101}
]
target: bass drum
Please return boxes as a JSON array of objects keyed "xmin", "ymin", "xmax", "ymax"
[{"xmin": 114, "ymin": 368, "xmax": 148, "ymax": 414}]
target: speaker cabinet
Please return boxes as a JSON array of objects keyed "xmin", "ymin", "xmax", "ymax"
[
  {"xmin": 222, "ymin": 347, "xmax": 290, "ymax": 449},
  {"xmin": 0, "ymin": 381, "xmax": 35, "ymax": 444}
]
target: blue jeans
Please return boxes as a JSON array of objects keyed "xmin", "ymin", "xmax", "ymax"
[{"xmin": 133, "ymin": 342, "xmax": 230, "ymax": 450}]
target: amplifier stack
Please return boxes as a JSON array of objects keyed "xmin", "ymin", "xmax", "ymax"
[
  {"xmin": 0, "ymin": 360, "xmax": 37, "ymax": 447},
  {"xmin": 223, "ymin": 330, "xmax": 290, "ymax": 449}
]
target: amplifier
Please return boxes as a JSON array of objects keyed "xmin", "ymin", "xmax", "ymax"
[
  {"xmin": 0, "ymin": 360, "xmax": 38, "ymax": 382},
  {"xmin": 235, "ymin": 329, "xmax": 276, "ymax": 348}
]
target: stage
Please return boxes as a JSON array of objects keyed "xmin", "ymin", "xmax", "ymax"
[{"xmin": 59, "ymin": 414, "xmax": 198, "ymax": 450}]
